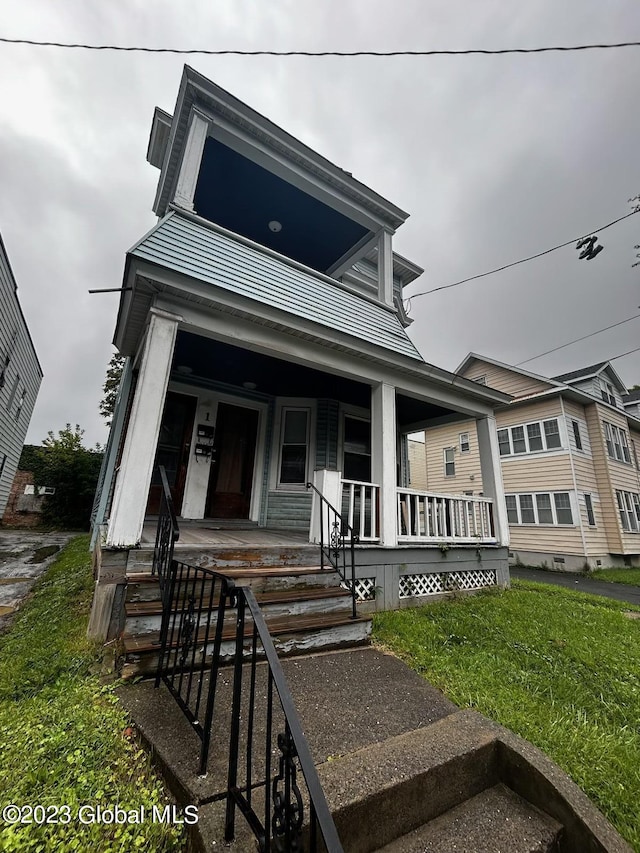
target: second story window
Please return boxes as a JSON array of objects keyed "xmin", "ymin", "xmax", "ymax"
[
  {"xmin": 444, "ymin": 447, "xmax": 455, "ymax": 477},
  {"xmin": 459, "ymin": 432, "xmax": 470, "ymax": 453},
  {"xmin": 498, "ymin": 417, "xmax": 562, "ymax": 457},
  {"xmin": 571, "ymin": 420, "xmax": 583, "ymax": 451},
  {"xmin": 604, "ymin": 422, "xmax": 631, "ymax": 464}
]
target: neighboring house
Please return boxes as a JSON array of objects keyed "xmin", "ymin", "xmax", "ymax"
[
  {"xmin": 0, "ymin": 234, "xmax": 42, "ymax": 522},
  {"xmin": 423, "ymin": 354, "xmax": 640, "ymax": 570},
  {"xmin": 407, "ymin": 436, "xmax": 428, "ymax": 490},
  {"xmin": 89, "ymin": 67, "xmax": 512, "ymax": 643}
]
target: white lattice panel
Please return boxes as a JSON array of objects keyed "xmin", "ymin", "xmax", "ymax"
[
  {"xmin": 444, "ymin": 570, "xmax": 497, "ymax": 591},
  {"xmin": 399, "ymin": 573, "xmax": 444, "ymax": 598},
  {"xmin": 342, "ymin": 577, "xmax": 376, "ymax": 601}
]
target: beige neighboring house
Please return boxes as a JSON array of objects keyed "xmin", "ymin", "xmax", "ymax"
[{"xmin": 421, "ymin": 354, "xmax": 640, "ymax": 571}]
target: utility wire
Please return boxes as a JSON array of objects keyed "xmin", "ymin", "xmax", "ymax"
[
  {"xmin": 608, "ymin": 344, "xmax": 640, "ymax": 363},
  {"xmin": 516, "ymin": 313, "xmax": 640, "ymax": 365},
  {"xmin": 406, "ymin": 209, "xmax": 639, "ymax": 304},
  {"xmin": 1, "ymin": 36, "xmax": 640, "ymax": 56}
]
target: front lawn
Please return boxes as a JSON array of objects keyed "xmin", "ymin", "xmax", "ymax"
[
  {"xmin": 589, "ymin": 567, "xmax": 640, "ymax": 586},
  {"xmin": 0, "ymin": 536, "xmax": 184, "ymax": 852},
  {"xmin": 373, "ymin": 581, "xmax": 640, "ymax": 851}
]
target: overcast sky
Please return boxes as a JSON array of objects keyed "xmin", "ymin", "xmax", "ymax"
[{"xmin": 1, "ymin": 0, "xmax": 639, "ymax": 447}]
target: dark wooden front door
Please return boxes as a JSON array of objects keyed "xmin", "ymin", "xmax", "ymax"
[
  {"xmin": 206, "ymin": 403, "xmax": 259, "ymax": 519},
  {"xmin": 146, "ymin": 391, "xmax": 197, "ymax": 515}
]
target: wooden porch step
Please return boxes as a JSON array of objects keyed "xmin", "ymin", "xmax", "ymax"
[
  {"xmin": 125, "ymin": 585, "xmax": 352, "ymax": 618},
  {"xmin": 126, "ymin": 565, "xmax": 330, "ymax": 584},
  {"xmin": 121, "ymin": 611, "xmax": 369, "ymax": 655}
]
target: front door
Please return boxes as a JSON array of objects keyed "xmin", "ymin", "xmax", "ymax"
[
  {"xmin": 146, "ymin": 391, "xmax": 197, "ymax": 515},
  {"xmin": 206, "ymin": 403, "xmax": 259, "ymax": 519}
]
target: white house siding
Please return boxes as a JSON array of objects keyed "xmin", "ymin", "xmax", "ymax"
[
  {"xmin": 0, "ymin": 238, "xmax": 42, "ymax": 520},
  {"xmin": 460, "ymin": 360, "xmax": 553, "ymax": 399},
  {"xmin": 423, "ymin": 419, "xmax": 480, "ymax": 494},
  {"xmin": 407, "ymin": 439, "xmax": 428, "ymax": 490}
]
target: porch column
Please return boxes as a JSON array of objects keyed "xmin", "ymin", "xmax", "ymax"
[
  {"xmin": 106, "ymin": 308, "xmax": 181, "ymax": 547},
  {"xmin": 174, "ymin": 108, "xmax": 210, "ymax": 211},
  {"xmin": 476, "ymin": 415, "xmax": 510, "ymax": 546},
  {"xmin": 372, "ymin": 382, "xmax": 397, "ymax": 545}
]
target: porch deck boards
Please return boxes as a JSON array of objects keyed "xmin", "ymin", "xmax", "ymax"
[{"xmin": 140, "ymin": 521, "xmax": 311, "ymax": 548}]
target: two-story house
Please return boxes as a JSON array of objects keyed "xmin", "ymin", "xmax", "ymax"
[
  {"xmin": 0, "ymin": 233, "xmax": 42, "ymax": 522},
  {"xmin": 421, "ymin": 354, "xmax": 640, "ymax": 570},
  {"xmin": 89, "ymin": 67, "xmax": 512, "ymax": 655}
]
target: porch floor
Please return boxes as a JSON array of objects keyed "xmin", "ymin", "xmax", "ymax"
[{"xmin": 140, "ymin": 519, "xmax": 310, "ymax": 548}]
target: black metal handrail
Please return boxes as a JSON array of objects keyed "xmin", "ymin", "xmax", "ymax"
[
  {"xmin": 152, "ymin": 465, "xmax": 180, "ymax": 603},
  {"xmin": 307, "ymin": 482, "xmax": 357, "ymax": 619},
  {"xmin": 153, "ymin": 558, "xmax": 344, "ymax": 851},
  {"xmin": 226, "ymin": 585, "xmax": 343, "ymax": 852}
]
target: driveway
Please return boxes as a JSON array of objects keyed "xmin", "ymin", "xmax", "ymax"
[
  {"xmin": 510, "ymin": 566, "xmax": 640, "ymax": 607},
  {"xmin": 0, "ymin": 530, "xmax": 75, "ymax": 633}
]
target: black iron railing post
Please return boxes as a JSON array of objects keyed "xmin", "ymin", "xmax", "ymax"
[{"xmin": 225, "ymin": 592, "xmax": 246, "ymax": 843}]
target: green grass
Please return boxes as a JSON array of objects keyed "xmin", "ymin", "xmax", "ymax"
[
  {"xmin": 373, "ymin": 581, "xmax": 640, "ymax": 851},
  {"xmin": 0, "ymin": 536, "xmax": 184, "ymax": 852},
  {"xmin": 589, "ymin": 567, "xmax": 640, "ymax": 586}
]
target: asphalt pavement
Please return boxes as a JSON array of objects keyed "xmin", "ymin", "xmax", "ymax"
[{"xmin": 510, "ymin": 566, "xmax": 640, "ymax": 607}]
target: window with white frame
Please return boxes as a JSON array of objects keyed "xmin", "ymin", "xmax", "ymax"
[
  {"xmin": 505, "ymin": 491, "xmax": 574, "ymax": 525},
  {"xmin": 14, "ymin": 387, "xmax": 26, "ymax": 420},
  {"xmin": 0, "ymin": 452, "xmax": 6, "ymax": 478},
  {"xmin": 343, "ymin": 415, "xmax": 371, "ymax": 482},
  {"xmin": 459, "ymin": 432, "xmax": 470, "ymax": 453},
  {"xmin": 497, "ymin": 417, "xmax": 563, "ymax": 457},
  {"xmin": 584, "ymin": 493, "xmax": 596, "ymax": 526},
  {"xmin": 600, "ymin": 378, "xmax": 617, "ymax": 407},
  {"xmin": 571, "ymin": 420, "xmax": 582, "ymax": 451},
  {"xmin": 603, "ymin": 422, "xmax": 631, "ymax": 463},
  {"xmin": 278, "ymin": 408, "xmax": 310, "ymax": 487},
  {"xmin": 444, "ymin": 447, "xmax": 455, "ymax": 477},
  {"xmin": 616, "ymin": 490, "xmax": 640, "ymax": 533}
]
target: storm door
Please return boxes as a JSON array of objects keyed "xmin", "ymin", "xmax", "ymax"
[
  {"xmin": 206, "ymin": 403, "xmax": 259, "ymax": 518},
  {"xmin": 146, "ymin": 391, "xmax": 197, "ymax": 515}
]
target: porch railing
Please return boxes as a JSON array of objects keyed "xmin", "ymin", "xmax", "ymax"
[
  {"xmin": 153, "ymin": 557, "xmax": 343, "ymax": 851},
  {"xmin": 397, "ymin": 488, "xmax": 495, "ymax": 543},
  {"xmin": 307, "ymin": 482, "xmax": 357, "ymax": 619},
  {"xmin": 151, "ymin": 465, "xmax": 180, "ymax": 599},
  {"xmin": 341, "ymin": 478, "xmax": 380, "ymax": 542}
]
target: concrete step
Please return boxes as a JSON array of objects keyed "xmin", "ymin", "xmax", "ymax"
[
  {"xmin": 120, "ymin": 611, "xmax": 372, "ymax": 679},
  {"xmin": 124, "ymin": 586, "xmax": 353, "ymax": 635},
  {"xmin": 375, "ymin": 783, "xmax": 562, "ymax": 853}
]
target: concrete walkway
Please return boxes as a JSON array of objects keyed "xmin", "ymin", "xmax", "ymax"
[
  {"xmin": 0, "ymin": 529, "xmax": 74, "ymax": 632},
  {"xmin": 510, "ymin": 566, "xmax": 640, "ymax": 606}
]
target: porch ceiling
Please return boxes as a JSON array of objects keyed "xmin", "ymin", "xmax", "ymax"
[{"xmin": 173, "ymin": 331, "xmax": 372, "ymax": 405}]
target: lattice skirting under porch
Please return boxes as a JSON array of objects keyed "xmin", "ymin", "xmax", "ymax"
[
  {"xmin": 342, "ymin": 577, "xmax": 377, "ymax": 602},
  {"xmin": 398, "ymin": 569, "xmax": 497, "ymax": 599}
]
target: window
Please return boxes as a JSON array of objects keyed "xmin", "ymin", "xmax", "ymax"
[
  {"xmin": 616, "ymin": 490, "xmax": 640, "ymax": 533},
  {"xmin": 0, "ymin": 453, "xmax": 6, "ymax": 478},
  {"xmin": 526, "ymin": 422, "xmax": 543, "ymax": 451},
  {"xmin": 505, "ymin": 492, "xmax": 574, "ymax": 526},
  {"xmin": 554, "ymin": 492, "xmax": 573, "ymax": 525},
  {"xmin": 473, "ymin": 375, "xmax": 487, "ymax": 385},
  {"xmin": 459, "ymin": 432, "xmax": 470, "ymax": 453},
  {"xmin": 571, "ymin": 420, "xmax": 582, "ymax": 451},
  {"xmin": 584, "ymin": 493, "xmax": 596, "ymax": 526},
  {"xmin": 543, "ymin": 419, "xmax": 561, "ymax": 449},
  {"xmin": 519, "ymin": 494, "xmax": 535, "ymax": 523},
  {"xmin": 343, "ymin": 416, "xmax": 371, "ymax": 482},
  {"xmin": 536, "ymin": 493, "xmax": 553, "ymax": 524},
  {"xmin": 15, "ymin": 387, "xmax": 26, "ymax": 420},
  {"xmin": 604, "ymin": 422, "xmax": 631, "ymax": 463},
  {"xmin": 6, "ymin": 373, "xmax": 19, "ymax": 411},
  {"xmin": 498, "ymin": 418, "xmax": 562, "ymax": 457},
  {"xmin": 278, "ymin": 408, "xmax": 309, "ymax": 486},
  {"xmin": 444, "ymin": 447, "xmax": 455, "ymax": 477},
  {"xmin": 600, "ymin": 379, "xmax": 617, "ymax": 407}
]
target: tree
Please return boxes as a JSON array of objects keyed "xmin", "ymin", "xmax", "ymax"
[
  {"xmin": 99, "ymin": 353, "xmax": 125, "ymax": 426},
  {"xmin": 30, "ymin": 424, "xmax": 103, "ymax": 530}
]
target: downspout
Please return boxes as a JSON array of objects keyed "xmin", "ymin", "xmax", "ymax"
[{"xmin": 560, "ymin": 397, "xmax": 588, "ymax": 565}]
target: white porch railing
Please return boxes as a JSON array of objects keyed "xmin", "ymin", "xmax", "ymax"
[
  {"xmin": 341, "ymin": 479, "xmax": 380, "ymax": 541},
  {"xmin": 397, "ymin": 488, "xmax": 496, "ymax": 544}
]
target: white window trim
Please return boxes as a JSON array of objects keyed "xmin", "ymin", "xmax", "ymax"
[
  {"xmin": 497, "ymin": 417, "xmax": 564, "ymax": 458},
  {"xmin": 271, "ymin": 398, "xmax": 316, "ymax": 491},
  {"xmin": 443, "ymin": 447, "xmax": 456, "ymax": 477},
  {"xmin": 505, "ymin": 490, "xmax": 576, "ymax": 526},
  {"xmin": 603, "ymin": 421, "xmax": 631, "ymax": 464},
  {"xmin": 459, "ymin": 432, "xmax": 470, "ymax": 453},
  {"xmin": 616, "ymin": 489, "xmax": 640, "ymax": 533}
]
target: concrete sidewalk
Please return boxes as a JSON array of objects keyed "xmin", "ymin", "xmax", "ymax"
[{"xmin": 510, "ymin": 566, "xmax": 640, "ymax": 607}]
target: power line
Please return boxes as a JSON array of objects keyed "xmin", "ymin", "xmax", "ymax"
[
  {"xmin": 406, "ymin": 209, "xmax": 639, "ymax": 303},
  {"xmin": 516, "ymin": 313, "xmax": 640, "ymax": 365},
  {"xmin": 608, "ymin": 344, "xmax": 640, "ymax": 363},
  {"xmin": 1, "ymin": 36, "xmax": 640, "ymax": 56}
]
